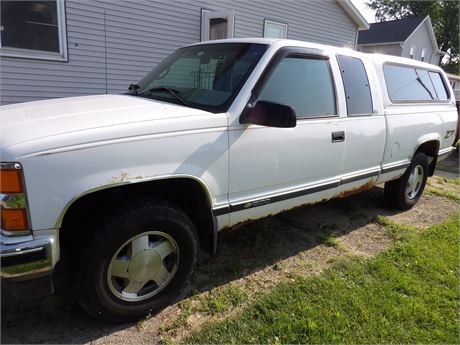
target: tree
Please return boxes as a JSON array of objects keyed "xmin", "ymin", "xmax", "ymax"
[{"xmin": 366, "ymin": 0, "xmax": 459, "ymax": 74}]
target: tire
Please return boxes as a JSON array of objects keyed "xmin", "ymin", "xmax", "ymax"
[
  {"xmin": 384, "ymin": 152, "xmax": 429, "ymax": 210},
  {"xmin": 74, "ymin": 199, "xmax": 198, "ymax": 323}
]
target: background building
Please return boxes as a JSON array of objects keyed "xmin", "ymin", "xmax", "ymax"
[
  {"xmin": 0, "ymin": 0, "xmax": 368, "ymax": 105},
  {"xmin": 357, "ymin": 16, "xmax": 442, "ymax": 65}
]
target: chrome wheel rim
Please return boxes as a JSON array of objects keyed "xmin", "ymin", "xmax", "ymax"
[
  {"xmin": 107, "ymin": 231, "xmax": 179, "ymax": 302},
  {"xmin": 405, "ymin": 164, "xmax": 424, "ymax": 199}
]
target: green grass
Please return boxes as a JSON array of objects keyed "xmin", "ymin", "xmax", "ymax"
[
  {"xmin": 440, "ymin": 176, "xmax": 460, "ymax": 185},
  {"xmin": 321, "ymin": 233, "xmax": 343, "ymax": 249},
  {"xmin": 159, "ymin": 285, "xmax": 248, "ymax": 339},
  {"xmin": 425, "ymin": 187, "xmax": 460, "ymax": 202},
  {"xmin": 188, "ymin": 214, "xmax": 460, "ymax": 344},
  {"xmin": 198, "ymin": 285, "xmax": 248, "ymax": 315},
  {"xmin": 374, "ymin": 215, "xmax": 417, "ymax": 240}
]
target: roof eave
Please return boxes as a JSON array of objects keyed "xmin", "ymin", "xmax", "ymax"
[
  {"xmin": 357, "ymin": 41, "xmax": 404, "ymax": 46},
  {"xmin": 337, "ymin": 0, "xmax": 370, "ymax": 30}
]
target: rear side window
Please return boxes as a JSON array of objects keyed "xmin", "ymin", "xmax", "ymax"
[
  {"xmin": 429, "ymin": 72, "xmax": 449, "ymax": 100},
  {"xmin": 384, "ymin": 64, "xmax": 450, "ymax": 102},
  {"xmin": 337, "ymin": 55, "xmax": 373, "ymax": 116},
  {"xmin": 258, "ymin": 56, "xmax": 336, "ymax": 118}
]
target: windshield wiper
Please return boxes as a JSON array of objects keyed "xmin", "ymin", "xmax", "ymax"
[
  {"xmin": 414, "ymin": 70, "xmax": 434, "ymax": 100},
  {"xmin": 144, "ymin": 86, "xmax": 190, "ymax": 107}
]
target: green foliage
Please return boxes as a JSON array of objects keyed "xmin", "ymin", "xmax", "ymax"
[
  {"xmin": 188, "ymin": 214, "xmax": 460, "ymax": 344},
  {"xmin": 366, "ymin": 0, "xmax": 459, "ymax": 73}
]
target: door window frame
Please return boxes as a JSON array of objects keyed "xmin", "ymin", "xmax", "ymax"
[{"xmin": 246, "ymin": 46, "xmax": 338, "ymax": 120}]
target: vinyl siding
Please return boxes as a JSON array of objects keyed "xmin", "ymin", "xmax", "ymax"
[
  {"xmin": 0, "ymin": 0, "xmax": 358, "ymax": 105},
  {"xmin": 403, "ymin": 21, "xmax": 439, "ymax": 65},
  {"xmin": 360, "ymin": 43, "xmax": 403, "ymax": 57}
]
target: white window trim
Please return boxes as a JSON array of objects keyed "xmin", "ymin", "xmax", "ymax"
[
  {"xmin": 263, "ymin": 19, "xmax": 288, "ymax": 39},
  {"xmin": 201, "ymin": 9, "xmax": 235, "ymax": 42},
  {"xmin": 0, "ymin": 0, "xmax": 68, "ymax": 61}
]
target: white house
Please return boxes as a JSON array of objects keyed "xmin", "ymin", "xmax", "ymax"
[
  {"xmin": 0, "ymin": 0, "xmax": 368, "ymax": 105},
  {"xmin": 357, "ymin": 16, "xmax": 442, "ymax": 65}
]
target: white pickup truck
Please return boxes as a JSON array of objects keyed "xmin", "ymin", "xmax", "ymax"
[{"xmin": 1, "ymin": 38, "xmax": 457, "ymax": 322}]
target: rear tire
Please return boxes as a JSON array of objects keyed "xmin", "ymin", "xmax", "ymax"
[
  {"xmin": 74, "ymin": 199, "xmax": 198, "ymax": 323},
  {"xmin": 384, "ymin": 152, "xmax": 429, "ymax": 210}
]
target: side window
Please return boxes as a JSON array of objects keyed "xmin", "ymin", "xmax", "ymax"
[
  {"xmin": 384, "ymin": 64, "xmax": 450, "ymax": 102},
  {"xmin": 257, "ymin": 56, "xmax": 336, "ymax": 118},
  {"xmin": 337, "ymin": 55, "xmax": 373, "ymax": 116},
  {"xmin": 429, "ymin": 72, "xmax": 449, "ymax": 100}
]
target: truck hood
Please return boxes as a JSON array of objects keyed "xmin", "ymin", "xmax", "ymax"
[{"xmin": 0, "ymin": 94, "xmax": 217, "ymax": 157}]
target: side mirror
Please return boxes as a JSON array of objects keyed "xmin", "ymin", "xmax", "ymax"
[{"xmin": 239, "ymin": 100, "xmax": 297, "ymax": 128}]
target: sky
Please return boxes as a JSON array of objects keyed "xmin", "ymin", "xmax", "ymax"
[{"xmin": 350, "ymin": 0, "xmax": 377, "ymax": 23}]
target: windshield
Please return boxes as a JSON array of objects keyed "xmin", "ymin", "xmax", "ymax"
[{"xmin": 132, "ymin": 43, "xmax": 269, "ymax": 113}]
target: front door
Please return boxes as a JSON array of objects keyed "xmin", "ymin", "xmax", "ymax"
[{"xmin": 228, "ymin": 48, "xmax": 345, "ymax": 226}]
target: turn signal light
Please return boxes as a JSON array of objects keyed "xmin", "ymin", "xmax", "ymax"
[
  {"xmin": 0, "ymin": 169, "xmax": 23, "ymax": 193},
  {"xmin": 1, "ymin": 163, "xmax": 30, "ymax": 234},
  {"xmin": 1, "ymin": 209, "xmax": 29, "ymax": 231}
]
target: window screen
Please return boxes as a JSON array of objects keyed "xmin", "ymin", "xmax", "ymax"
[
  {"xmin": 384, "ymin": 64, "xmax": 450, "ymax": 102},
  {"xmin": 1, "ymin": 1, "xmax": 59, "ymax": 52},
  {"xmin": 257, "ymin": 56, "xmax": 336, "ymax": 117},
  {"xmin": 337, "ymin": 55, "xmax": 373, "ymax": 116}
]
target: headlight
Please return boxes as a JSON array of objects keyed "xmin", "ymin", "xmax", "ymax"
[{"xmin": 0, "ymin": 162, "xmax": 31, "ymax": 235}]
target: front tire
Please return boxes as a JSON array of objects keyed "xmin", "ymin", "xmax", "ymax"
[
  {"xmin": 74, "ymin": 199, "xmax": 198, "ymax": 323},
  {"xmin": 384, "ymin": 152, "xmax": 429, "ymax": 210}
]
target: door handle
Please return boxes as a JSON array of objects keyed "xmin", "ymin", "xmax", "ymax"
[{"xmin": 331, "ymin": 131, "xmax": 345, "ymax": 143}]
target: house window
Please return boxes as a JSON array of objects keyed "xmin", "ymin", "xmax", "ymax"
[
  {"xmin": 201, "ymin": 9, "xmax": 234, "ymax": 41},
  {"xmin": 0, "ymin": 0, "xmax": 67, "ymax": 61},
  {"xmin": 263, "ymin": 20, "xmax": 288, "ymax": 39}
]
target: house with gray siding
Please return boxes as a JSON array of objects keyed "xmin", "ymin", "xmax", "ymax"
[
  {"xmin": 0, "ymin": 0, "xmax": 368, "ymax": 105},
  {"xmin": 357, "ymin": 16, "xmax": 442, "ymax": 65}
]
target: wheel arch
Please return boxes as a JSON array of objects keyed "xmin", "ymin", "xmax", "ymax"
[
  {"xmin": 413, "ymin": 137, "xmax": 440, "ymax": 176},
  {"xmin": 58, "ymin": 175, "xmax": 217, "ymax": 258}
]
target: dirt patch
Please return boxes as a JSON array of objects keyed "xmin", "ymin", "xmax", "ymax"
[{"xmin": 2, "ymin": 185, "xmax": 459, "ymax": 344}]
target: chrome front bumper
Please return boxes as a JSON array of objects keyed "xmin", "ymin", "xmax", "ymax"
[{"xmin": 0, "ymin": 233, "xmax": 56, "ymax": 278}]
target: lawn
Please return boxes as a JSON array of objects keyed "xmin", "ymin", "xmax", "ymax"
[{"xmin": 188, "ymin": 213, "xmax": 460, "ymax": 344}]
